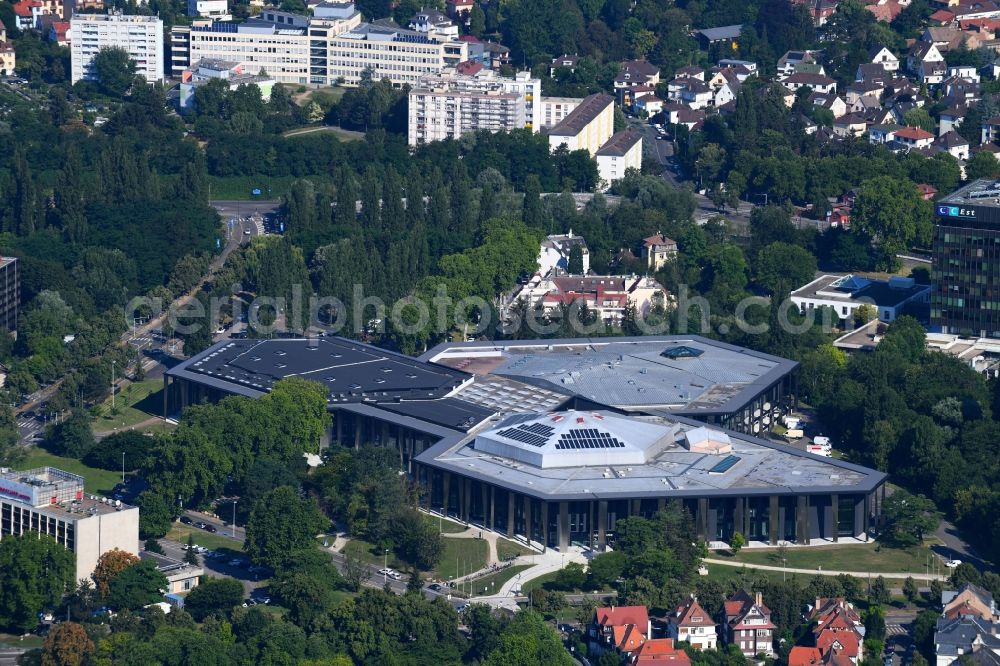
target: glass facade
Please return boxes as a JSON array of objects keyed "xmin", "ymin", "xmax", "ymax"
[{"xmin": 932, "ymin": 212, "xmax": 1000, "ymax": 337}]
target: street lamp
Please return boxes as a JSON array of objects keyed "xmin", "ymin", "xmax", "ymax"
[
  {"xmin": 231, "ymin": 500, "xmax": 237, "ymax": 539},
  {"xmin": 110, "ymin": 361, "xmax": 116, "ymax": 409},
  {"xmin": 384, "ymin": 548, "xmax": 389, "ymax": 585},
  {"xmin": 121, "ymin": 451, "xmax": 125, "ymax": 484}
]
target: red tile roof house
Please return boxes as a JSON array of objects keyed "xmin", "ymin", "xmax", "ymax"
[
  {"xmin": 593, "ymin": 606, "xmax": 653, "ymax": 657},
  {"xmin": 800, "ymin": 598, "xmax": 866, "ymax": 666},
  {"xmin": 669, "ymin": 596, "xmax": 719, "ymax": 650},
  {"xmin": 722, "ymin": 590, "xmax": 777, "ymax": 658},
  {"xmin": 632, "ymin": 638, "xmax": 693, "ymax": 665}
]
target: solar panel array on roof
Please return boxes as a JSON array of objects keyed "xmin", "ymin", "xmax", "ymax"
[
  {"xmin": 554, "ymin": 428, "xmax": 626, "ymax": 450},
  {"xmin": 497, "ymin": 422, "xmax": 556, "ymax": 447},
  {"xmin": 708, "ymin": 455, "xmax": 741, "ymax": 474}
]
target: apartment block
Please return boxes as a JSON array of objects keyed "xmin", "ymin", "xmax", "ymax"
[
  {"xmin": 70, "ymin": 13, "xmax": 164, "ymax": 84},
  {"xmin": 547, "ymin": 92, "xmax": 615, "ymax": 156},
  {"xmin": 407, "ymin": 68, "xmax": 540, "ymax": 145}
]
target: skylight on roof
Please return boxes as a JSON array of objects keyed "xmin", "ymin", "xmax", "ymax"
[{"xmin": 660, "ymin": 345, "xmax": 704, "ymax": 359}]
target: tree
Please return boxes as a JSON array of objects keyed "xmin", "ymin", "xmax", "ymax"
[
  {"xmin": 852, "ymin": 176, "xmax": 931, "ymax": 270},
  {"xmin": 567, "ymin": 245, "xmax": 584, "ymax": 275},
  {"xmin": 881, "ymin": 490, "xmax": 940, "ymax": 546},
  {"xmin": 136, "ymin": 491, "xmax": 174, "ymax": 539},
  {"xmin": 91, "ymin": 46, "xmax": 137, "ymax": 97},
  {"xmin": 754, "ymin": 242, "xmax": 818, "ymax": 295},
  {"xmin": 469, "ymin": 3, "xmax": 485, "ymax": 36},
  {"xmin": 0, "ymin": 535, "xmax": 74, "ymax": 633},
  {"xmin": 903, "ymin": 108, "xmax": 935, "ymax": 133},
  {"xmin": 966, "ymin": 151, "xmax": 1000, "ymax": 180},
  {"xmin": 106, "ymin": 560, "xmax": 168, "ymax": 611},
  {"xmin": 183, "ymin": 577, "xmax": 245, "ymax": 621},
  {"xmin": 483, "ymin": 611, "xmax": 575, "ymax": 665},
  {"xmin": 730, "ymin": 531, "xmax": 747, "ymax": 554},
  {"xmin": 83, "ymin": 430, "xmax": 151, "ymax": 472},
  {"xmin": 869, "ymin": 576, "xmax": 892, "ymax": 606},
  {"xmin": 41, "ymin": 622, "xmax": 94, "ymax": 666},
  {"xmin": 184, "ymin": 534, "xmax": 199, "ymax": 566},
  {"xmin": 903, "ymin": 577, "xmax": 919, "ymax": 603},
  {"xmin": 93, "ymin": 548, "xmax": 140, "ymax": 598},
  {"xmin": 144, "ymin": 538, "xmax": 164, "ymax": 555},
  {"xmin": 245, "ymin": 486, "xmax": 329, "ymax": 569},
  {"xmin": 522, "ymin": 175, "xmax": 545, "ymax": 229},
  {"xmin": 46, "ymin": 408, "xmax": 95, "ymax": 458},
  {"xmin": 854, "ymin": 303, "xmax": 877, "ymax": 325}
]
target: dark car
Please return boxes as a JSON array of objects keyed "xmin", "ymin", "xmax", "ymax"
[
  {"xmin": 204, "ymin": 524, "xmax": 218, "ymax": 533},
  {"xmin": 179, "ymin": 516, "xmax": 193, "ymax": 525},
  {"xmin": 428, "ymin": 583, "xmax": 443, "ymax": 592},
  {"xmin": 193, "ymin": 521, "xmax": 207, "ymax": 529}
]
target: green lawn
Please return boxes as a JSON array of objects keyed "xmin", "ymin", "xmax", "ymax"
[
  {"xmin": 340, "ymin": 539, "xmax": 411, "ymax": 571},
  {"xmin": 722, "ymin": 542, "xmax": 938, "ymax": 575},
  {"xmin": 21, "ymin": 449, "xmax": 122, "ymax": 495},
  {"xmin": 496, "ymin": 537, "xmax": 535, "ymax": 561},
  {"xmin": 521, "ymin": 570, "xmax": 560, "ymax": 594},
  {"xmin": 703, "ymin": 563, "xmax": 909, "ymax": 590},
  {"xmin": 93, "ymin": 379, "xmax": 166, "ymax": 432},
  {"xmin": 433, "ymin": 537, "xmax": 489, "ymax": 581},
  {"xmin": 0, "ymin": 634, "xmax": 44, "ymax": 649},
  {"xmin": 167, "ymin": 524, "xmax": 244, "ymax": 554},
  {"xmin": 467, "ymin": 564, "xmax": 532, "ymax": 597}
]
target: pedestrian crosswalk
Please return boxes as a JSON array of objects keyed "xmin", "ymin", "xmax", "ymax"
[{"xmin": 886, "ymin": 624, "xmax": 907, "ymax": 636}]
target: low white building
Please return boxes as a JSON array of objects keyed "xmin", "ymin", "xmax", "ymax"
[
  {"xmin": 791, "ymin": 274, "xmax": 930, "ymax": 323},
  {"xmin": 0, "ymin": 467, "xmax": 139, "ymax": 585},
  {"xmin": 179, "ymin": 59, "xmax": 275, "ymax": 110},
  {"xmin": 187, "ymin": 0, "xmax": 230, "ymax": 19}
]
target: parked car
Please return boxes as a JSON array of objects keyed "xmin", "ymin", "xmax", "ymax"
[
  {"xmin": 204, "ymin": 524, "xmax": 218, "ymax": 533},
  {"xmin": 428, "ymin": 583, "xmax": 443, "ymax": 592},
  {"xmin": 193, "ymin": 521, "xmax": 207, "ymax": 529},
  {"xmin": 946, "ymin": 559, "xmax": 962, "ymax": 569}
]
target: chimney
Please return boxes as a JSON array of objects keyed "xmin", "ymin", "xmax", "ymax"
[
  {"xmin": 816, "ymin": 597, "xmax": 822, "ymax": 612},
  {"xmin": 755, "ymin": 591, "xmax": 763, "ymax": 607}
]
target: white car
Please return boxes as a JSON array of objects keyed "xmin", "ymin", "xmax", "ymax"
[
  {"xmin": 945, "ymin": 559, "xmax": 962, "ymax": 569},
  {"xmin": 377, "ymin": 568, "xmax": 392, "ymax": 576},
  {"xmin": 388, "ymin": 571, "xmax": 402, "ymax": 580}
]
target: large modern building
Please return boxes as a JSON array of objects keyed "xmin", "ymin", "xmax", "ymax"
[
  {"xmin": 0, "ymin": 467, "xmax": 139, "ymax": 584},
  {"xmin": 407, "ymin": 68, "xmax": 541, "ymax": 145},
  {"xmin": 70, "ymin": 13, "xmax": 164, "ymax": 84},
  {"xmin": 932, "ymin": 180, "xmax": 1000, "ymax": 338},
  {"xmin": 165, "ymin": 336, "xmax": 885, "ymax": 552},
  {"xmin": 171, "ymin": 6, "xmax": 467, "ymax": 87},
  {"xmin": 0, "ymin": 257, "xmax": 19, "ymax": 333}
]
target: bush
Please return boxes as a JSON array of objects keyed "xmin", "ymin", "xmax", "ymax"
[{"xmin": 183, "ymin": 578, "xmax": 245, "ymax": 621}]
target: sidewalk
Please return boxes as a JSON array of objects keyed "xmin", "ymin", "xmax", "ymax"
[{"xmin": 702, "ymin": 557, "xmax": 948, "ymax": 581}]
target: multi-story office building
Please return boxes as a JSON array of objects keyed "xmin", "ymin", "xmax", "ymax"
[
  {"xmin": 0, "ymin": 257, "xmax": 18, "ymax": 333},
  {"xmin": 547, "ymin": 92, "xmax": 615, "ymax": 156},
  {"xmin": 407, "ymin": 69, "xmax": 540, "ymax": 145},
  {"xmin": 0, "ymin": 467, "xmax": 139, "ymax": 584},
  {"xmin": 70, "ymin": 13, "xmax": 164, "ymax": 84},
  {"xmin": 172, "ymin": 6, "xmax": 465, "ymax": 88},
  {"xmin": 315, "ymin": 22, "xmax": 467, "ymax": 87},
  {"xmin": 932, "ymin": 179, "xmax": 1000, "ymax": 338}
]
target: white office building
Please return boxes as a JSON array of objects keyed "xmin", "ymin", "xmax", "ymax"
[
  {"xmin": 71, "ymin": 13, "xmax": 164, "ymax": 84},
  {"xmin": 0, "ymin": 467, "xmax": 139, "ymax": 585},
  {"xmin": 407, "ymin": 68, "xmax": 541, "ymax": 145},
  {"xmin": 171, "ymin": 6, "xmax": 465, "ymax": 88}
]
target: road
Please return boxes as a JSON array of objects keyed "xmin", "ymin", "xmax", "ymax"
[{"xmin": 934, "ymin": 518, "xmax": 989, "ymax": 571}]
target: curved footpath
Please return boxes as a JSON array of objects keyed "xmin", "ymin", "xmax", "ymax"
[{"xmin": 702, "ymin": 557, "xmax": 948, "ymax": 581}]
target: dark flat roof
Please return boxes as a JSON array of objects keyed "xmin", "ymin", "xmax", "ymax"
[{"xmin": 167, "ymin": 337, "xmax": 472, "ymax": 404}]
